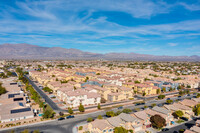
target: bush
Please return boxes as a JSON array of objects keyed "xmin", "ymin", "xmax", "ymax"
[
  {"xmin": 172, "ymin": 110, "xmax": 184, "ymax": 118},
  {"xmin": 197, "ymin": 93, "xmax": 200, "ymax": 98},
  {"xmin": 87, "ymin": 117, "xmax": 93, "ymax": 122},
  {"xmin": 166, "ymin": 100, "xmax": 173, "ymax": 104},
  {"xmin": 97, "ymin": 115, "xmax": 103, "ymax": 119},
  {"xmin": 43, "ymin": 87, "xmax": 53, "ymax": 93},
  {"xmin": 106, "ymin": 111, "xmax": 115, "ymax": 117},
  {"xmin": 97, "ymin": 103, "xmax": 101, "ymax": 110},
  {"xmin": 150, "ymin": 115, "xmax": 166, "ymax": 129},
  {"xmin": 158, "ymin": 95, "xmax": 165, "ymax": 99},
  {"xmin": 179, "ymin": 129, "xmax": 185, "ymax": 133},
  {"xmin": 68, "ymin": 107, "xmax": 73, "ymax": 114},
  {"xmin": 79, "ymin": 126, "xmax": 83, "ymax": 130},
  {"xmin": 114, "ymin": 127, "xmax": 128, "ymax": 133},
  {"xmin": 151, "ymin": 103, "xmax": 156, "ymax": 107},
  {"xmin": 115, "ymin": 111, "xmax": 122, "ymax": 116},
  {"xmin": 79, "ymin": 104, "xmax": 85, "ymax": 112},
  {"xmin": 122, "ymin": 108, "xmax": 132, "ymax": 114},
  {"xmin": 0, "ymin": 83, "xmax": 6, "ymax": 95}
]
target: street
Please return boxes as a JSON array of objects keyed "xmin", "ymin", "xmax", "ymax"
[{"xmin": 0, "ymin": 92, "xmax": 196, "ymax": 133}]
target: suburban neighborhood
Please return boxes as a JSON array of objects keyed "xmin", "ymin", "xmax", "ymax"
[{"xmin": 0, "ymin": 60, "xmax": 200, "ymax": 133}]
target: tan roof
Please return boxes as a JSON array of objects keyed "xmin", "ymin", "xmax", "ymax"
[
  {"xmin": 190, "ymin": 126, "xmax": 200, "ymax": 133},
  {"xmin": 179, "ymin": 99, "xmax": 198, "ymax": 107},
  {"xmin": 132, "ymin": 110, "xmax": 148, "ymax": 121},
  {"xmin": 90, "ymin": 119, "xmax": 113, "ymax": 130},
  {"xmin": 184, "ymin": 129, "xmax": 196, "ymax": 133}
]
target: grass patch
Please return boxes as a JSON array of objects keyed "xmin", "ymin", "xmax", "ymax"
[{"xmin": 176, "ymin": 119, "xmax": 185, "ymax": 124}]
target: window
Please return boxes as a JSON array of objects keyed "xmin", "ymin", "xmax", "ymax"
[
  {"xmin": 103, "ymin": 130, "xmax": 107, "ymax": 132},
  {"xmin": 109, "ymin": 129, "xmax": 113, "ymax": 132}
]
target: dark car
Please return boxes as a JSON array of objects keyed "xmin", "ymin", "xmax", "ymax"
[
  {"xmin": 118, "ymin": 106, "xmax": 123, "ymax": 109},
  {"xmin": 180, "ymin": 117, "xmax": 188, "ymax": 121},
  {"xmin": 66, "ymin": 115, "xmax": 75, "ymax": 119},
  {"xmin": 58, "ymin": 117, "xmax": 65, "ymax": 121},
  {"xmin": 157, "ymin": 103, "xmax": 163, "ymax": 107},
  {"xmin": 173, "ymin": 131, "xmax": 178, "ymax": 133},
  {"xmin": 187, "ymin": 94, "xmax": 190, "ymax": 96},
  {"xmin": 178, "ymin": 96, "xmax": 182, "ymax": 98},
  {"xmin": 167, "ymin": 98, "xmax": 170, "ymax": 100},
  {"xmin": 162, "ymin": 128, "xmax": 169, "ymax": 131}
]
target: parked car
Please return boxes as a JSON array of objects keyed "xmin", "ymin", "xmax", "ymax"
[
  {"xmin": 162, "ymin": 128, "xmax": 169, "ymax": 131},
  {"xmin": 118, "ymin": 106, "xmax": 123, "ymax": 109},
  {"xmin": 187, "ymin": 94, "xmax": 190, "ymax": 96},
  {"xmin": 66, "ymin": 115, "xmax": 75, "ymax": 119},
  {"xmin": 178, "ymin": 96, "xmax": 182, "ymax": 98},
  {"xmin": 58, "ymin": 117, "xmax": 65, "ymax": 121},
  {"xmin": 167, "ymin": 98, "xmax": 170, "ymax": 100},
  {"xmin": 180, "ymin": 117, "xmax": 188, "ymax": 121}
]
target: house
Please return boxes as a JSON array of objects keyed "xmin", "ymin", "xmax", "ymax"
[
  {"xmin": 151, "ymin": 106, "xmax": 174, "ymax": 125},
  {"xmin": 118, "ymin": 113, "xmax": 143, "ymax": 132},
  {"xmin": 179, "ymin": 99, "xmax": 198, "ymax": 108},
  {"xmin": 0, "ymin": 102, "xmax": 34, "ymax": 123},
  {"xmin": 62, "ymin": 89, "xmax": 101, "ymax": 108},
  {"xmin": 87, "ymin": 119, "xmax": 114, "ymax": 133},
  {"xmin": 131, "ymin": 110, "xmax": 151, "ymax": 129},
  {"xmin": 164, "ymin": 103, "xmax": 193, "ymax": 118}
]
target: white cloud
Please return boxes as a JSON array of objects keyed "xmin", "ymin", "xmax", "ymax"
[{"xmin": 168, "ymin": 43, "xmax": 178, "ymax": 46}]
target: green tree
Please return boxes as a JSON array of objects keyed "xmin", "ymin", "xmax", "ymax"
[
  {"xmin": 172, "ymin": 110, "xmax": 184, "ymax": 118},
  {"xmin": 158, "ymin": 95, "xmax": 165, "ymax": 99},
  {"xmin": 87, "ymin": 117, "xmax": 93, "ymax": 122},
  {"xmin": 43, "ymin": 105, "xmax": 55, "ymax": 119},
  {"xmin": 114, "ymin": 127, "xmax": 128, "ymax": 133},
  {"xmin": 79, "ymin": 104, "xmax": 85, "ymax": 112},
  {"xmin": 33, "ymin": 130, "xmax": 40, "ymax": 133},
  {"xmin": 142, "ymin": 92, "xmax": 146, "ymax": 96},
  {"xmin": 106, "ymin": 111, "xmax": 115, "ymax": 117},
  {"xmin": 162, "ymin": 87, "xmax": 166, "ymax": 92},
  {"xmin": 156, "ymin": 89, "xmax": 161, "ymax": 94},
  {"xmin": 122, "ymin": 108, "xmax": 132, "ymax": 114},
  {"xmin": 197, "ymin": 93, "xmax": 200, "ymax": 98},
  {"xmin": 78, "ymin": 126, "xmax": 83, "ymax": 130},
  {"xmin": 21, "ymin": 129, "xmax": 29, "ymax": 133},
  {"xmin": 68, "ymin": 107, "xmax": 73, "ymax": 114},
  {"xmin": 134, "ymin": 80, "xmax": 140, "ymax": 84},
  {"xmin": 166, "ymin": 100, "xmax": 173, "ymax": 104},
  {"xmin": 193, "ymin": 104, "xmax": 200, "ymax": 116},
  {"xmin": 150, "ymin": 115, "xmax": 166, "ymax": 129},
  {"xmin": 97, "ymin": 115, "xmax": 103, "ymax": 119},
  {"xmin": 0, "ymin": 83, "xmax": 6, "ymax": 95},
  {"xmin": 151, "ymin": 103, "xmax": 156, "ymax": 107},
  {"xmin": 97, "ymin": 103, "xmax": 101, "ymax": 110}
]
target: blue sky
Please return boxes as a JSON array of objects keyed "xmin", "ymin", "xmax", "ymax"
[{"xmin": 0, "ymin": 0, "xmax": 200, "ymax": 56}]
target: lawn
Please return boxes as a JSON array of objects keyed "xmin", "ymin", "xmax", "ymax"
[{"xmin": 176, "ymin": 119, "xmax": 185, "ymax": 124}]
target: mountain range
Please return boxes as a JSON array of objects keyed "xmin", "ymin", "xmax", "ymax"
[{"xmin": 0, "ymin": 43, "xmax": 199, "ymax": 61}]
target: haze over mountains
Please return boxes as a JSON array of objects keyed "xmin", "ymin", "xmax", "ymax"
[{"xmin": 0, "ymin": 43, "xmax": 199, "ymax": 61}]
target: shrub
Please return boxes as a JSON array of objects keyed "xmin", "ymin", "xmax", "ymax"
[
  {"xmin": 106, "ymin": 111, "xmax": 115, "ymax": 117},
  {"xmin": 158, "ymin": 95, "xmax": 165, "ymax": 99},
  {"xmin": 150, "ymin": 115, "xmax": 166, "ymax": 129},
  {"xmin": 122, "ymin": 108, "xmax": 132, "ymax": 114},
  {"xmin": 79, "ymin": 126, "xmax": 83, "ymax": 130},
  {"xmin": 79, "ymin": 104, "xmax": 85, "ymax": 112},
  {"xmin": 87, "ymin": 117, "xmax": 93, "ymax": 122},
  {"xmin": 97, "ymin": 115, "xmax": 103, "ymax": 119}
]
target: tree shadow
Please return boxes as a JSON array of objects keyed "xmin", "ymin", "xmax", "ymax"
[{"xmin": 185, "ymin": 123, "xmax": 195, "ymax": 128}]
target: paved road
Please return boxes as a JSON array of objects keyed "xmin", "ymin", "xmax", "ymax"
[
  {"xmin": 25, "ymin": 75, "xmax": 62, "ymax": 113},
  {"xmin": 0, "ymin": 94, "xmax": 196, "ymax": 133},
  {"xmin": 158, "ymin": 119, "xmax": 196, "ymax": 133}
]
